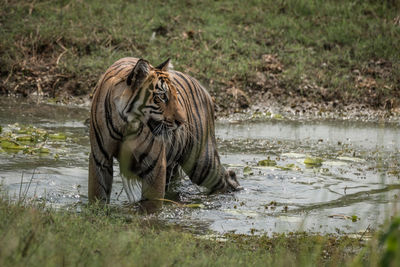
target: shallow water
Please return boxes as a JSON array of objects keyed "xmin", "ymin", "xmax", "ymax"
[{"xmin": 1, "ymin": 96, "xmax": 399, "ymax": 235}]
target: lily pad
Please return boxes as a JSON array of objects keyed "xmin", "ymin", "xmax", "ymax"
[
  {"xmin": 277, "ymin": 163, "xmax": 296, "ymax": 171},
  {"xmin": 1, "ymin": 140, "xmax": 25, "ymax": 150},
  {"xmin": 304, "ymin": 157, "xmax": 323, "ymax": 167},
  {"xmin": 258, "ymin": 159, "xmax": 277, "ymax": 167},
  {"xmin": 16, "ymin": 135, "xmax": 34, "ymax": 142},
  {"xmin": 0, "ymin": 124, "xmax": 73, "ymax": 157},
  {"xmin": 38, "ymin": 147, "xmax": 50, "ymax": 154},
  {"xmin": 48, "ymin": 133, "xmax": 67, "ymax": 140},
  {"xmin": 243, "ymin": 166, "xmax": 254, "ymax": 175},
  {"xmin": 16, "ymin": 129, "xmax": 29, "ymax": 134}
]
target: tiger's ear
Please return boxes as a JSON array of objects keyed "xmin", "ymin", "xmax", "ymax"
[
  {"xmin": 156, "ymin": 58, "xmax": 172, "ymax": 71},
  {"xmin": 127, "ymin": 59, "xmax": 150, "ymax": 88}
]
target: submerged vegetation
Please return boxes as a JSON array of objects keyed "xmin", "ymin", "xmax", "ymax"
[{"xmin": 0, "ymin": 0, "xmax": 399, "ymax": 112}]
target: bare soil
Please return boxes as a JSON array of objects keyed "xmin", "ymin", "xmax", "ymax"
[{"xmin": 1, "ymin": 51, "xmax": 398, "ymax": 121}]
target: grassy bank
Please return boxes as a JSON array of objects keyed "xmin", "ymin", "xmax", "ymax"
[
  {"xmin": 1, "ymin": 0, "xmax": 399, "ymax": 112},
  {"xmin": 1, "ymin": 197, "xmax": 399, "ymax": 266}
]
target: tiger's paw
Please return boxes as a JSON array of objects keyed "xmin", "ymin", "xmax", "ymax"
[
  {"xmin": 226, "ymin": 170, "xmax": 243, "ymax": 191},
  {"xmin": 139, "ymin": 199, "xmax": 163, "ymax": 214}
]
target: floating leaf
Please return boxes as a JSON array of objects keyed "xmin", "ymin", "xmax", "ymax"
[
  {"xmin": 1, "ymin": 140, "xmax": 25, "ymax": 150},
  {"xmin": 277, "ymin": 166, "xmax": 290, "ymax": 171},
  {"xmin": 48, "ymin": 133, "xmax": 67, "ymax": 140},
  {"xmin": 0, "ymin": 124, "xmax": 71, "ymax": 157},
  {"xmin": 38, "ymin": 147, "xmax": 50, "ymax": 154},
  {"xmin": 35, "ymin": 129, "xmax": 48, "ymax": 135},
  {"xmin": 277, "ymin": 163, "xmax": 295, "ymax": 171},
  {"xmin": 16, "ymin": 135, "xmax": 34, "ymax": 142},
  {"xmin": 273, "ymin": 113, "xmax": 283, "ymax": 120},
  {"xmin": 258, "ymin": 159, "xmax": 277, "ymax": 167},
  {"xmin": 304, "ymin": 157, "xmax": 323, "ymax": 166},
  {"xmin": 16, "ymin": 129, "xmax": 29, "ymax": 134},
  {"xmin": 243, "ymin": 166, "xmax": 253, "ymax": 175}
]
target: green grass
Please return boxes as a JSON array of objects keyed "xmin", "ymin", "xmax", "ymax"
[
  {"xmin": 1, "ymin": 195, "xmax": 399, "ymax": 266},
  {"xmin": 0, "ymin": 0, "xmax": 399, "ymax": 108}
]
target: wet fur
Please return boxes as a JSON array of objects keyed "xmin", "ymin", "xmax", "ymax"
[{"xmin": 89, "ymin": 57, "xmax": 241, "ymax": 209}]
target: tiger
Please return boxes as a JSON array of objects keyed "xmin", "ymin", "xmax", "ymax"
[{"xmin": 89, "ymin": 57, "xmax": 242, "ymax": 211}]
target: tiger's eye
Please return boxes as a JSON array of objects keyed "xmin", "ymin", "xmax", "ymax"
[
  {"xmin": 153, "ymin": 94, "xmax": 160, "ymax": 104},
  {"xmin": 158, "ymin": 93, "xmax": 167, "ymax": 102}
]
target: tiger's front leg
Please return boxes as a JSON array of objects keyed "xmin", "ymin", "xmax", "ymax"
[
  {"xmin": 88, "ymin": 153, "xmax": 114, "ymax": 204},
  {"xmin": 119, "ymin": 136, "xmax": 167, "ymax": 213},
  {"xmin": 140, "ymin": 150, "xmax": 167, "ymax": 213}
]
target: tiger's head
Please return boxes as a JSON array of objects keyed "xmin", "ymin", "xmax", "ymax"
[{"xmin": 116, "ymin": 58, "xmax": 186, "ymax": 137}]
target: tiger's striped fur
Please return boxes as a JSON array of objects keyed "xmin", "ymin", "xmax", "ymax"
[{"xmin": 89, "ymin": 57, "xmax": 241, "ymax": 210}]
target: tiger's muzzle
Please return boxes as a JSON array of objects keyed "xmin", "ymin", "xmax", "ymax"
[{"xmin": 147, "ymin": 118, "xmax": 182, "ymax": 136}]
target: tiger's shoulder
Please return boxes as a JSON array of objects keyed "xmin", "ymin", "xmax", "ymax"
[
  {"xmin": 91, "ymin": 57, "xmax": 140, "ymax": 98},
  {"xmin": 168, "ymin": 70, "xmax": 214, "ymax": 104}
]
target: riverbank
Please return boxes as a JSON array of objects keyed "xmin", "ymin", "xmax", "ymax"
[
  {"xmin": 17, "ymin": 92, "xmax": 400, "ymax": 124},
  {"xmin": 1, "ymin": 0, "xmax": 399, "ymax": 116}
]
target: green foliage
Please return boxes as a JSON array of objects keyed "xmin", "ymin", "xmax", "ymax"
[
  {"xmin": 0, "ymin": 0, "xmax": 399, "ymax": 106},
  {"xmin": 0, "ymin": 196, "xmax": 390, "ymax": 267},
  {"xmin": 379, "ymin": 217, "xmax": 400, "ymax": 267}
]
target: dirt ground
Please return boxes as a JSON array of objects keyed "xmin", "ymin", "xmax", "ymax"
[{"xmin": 1, "ymin": 53, "xmax": 398, "ymax": 121}]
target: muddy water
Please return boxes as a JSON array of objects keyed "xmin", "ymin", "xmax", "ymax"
[{"xmin": 1, "ymin": 96, "xmax": 399, "ymax": 235}]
